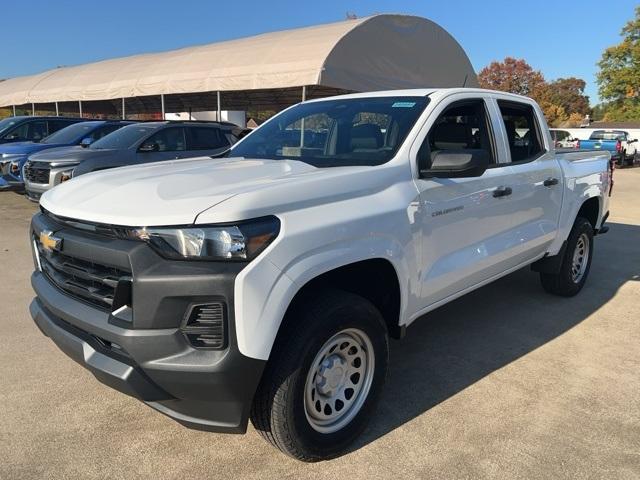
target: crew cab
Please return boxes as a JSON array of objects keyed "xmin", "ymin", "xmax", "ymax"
[
  {"xmin": 23, "ymin": 121, "xmax": 243, "ymax": 201},
  {"xmin": 28, "ymin": 89, "xmax": 611, "ymax": 461},
  {"xmin": 549, "ymin": 128, "xmax": 578, "ymax": 149},
  {"xmin": 0, "ymin": 116, "xmax": 87, "ymax": 176},
  {"xmin": 578, "ymin": 129, "xmax": 637, "ymax": 166},
  {"xmin": 0, "ymin": 120, "xmax": 133, "ymax": 190}
]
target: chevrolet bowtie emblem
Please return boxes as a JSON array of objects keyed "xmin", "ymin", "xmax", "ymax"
[{"xmin": 39, "ymin": 230, "xmax": 62, "ymax": 252}]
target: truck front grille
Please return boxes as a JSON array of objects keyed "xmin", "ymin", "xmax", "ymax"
[
  {"xmin": 35, "ymin": 237, "xmax": 131, "ymax": 310},
  {"xmin": 24, "ymin": 161, "xmax": 50, "ymax": 184}
]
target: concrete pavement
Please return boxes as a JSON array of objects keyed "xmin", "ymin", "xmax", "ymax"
[{"xmin": 1, "ymin": 169, "xmax": 639, "ymax": 479}]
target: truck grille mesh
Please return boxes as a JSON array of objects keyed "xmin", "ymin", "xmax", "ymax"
[
  {"xmin": 35, "ymin": 237, "xmax": 131, "ymax": 310},
  {"xmin": 24, "ymin": 161, "xmax": 50, "ymax": 184}
]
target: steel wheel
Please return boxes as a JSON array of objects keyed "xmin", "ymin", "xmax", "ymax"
[
  {"xmin": 571, "ymin": 232, "xmax": 590, "ymax": 283},
  {"xmin": 303, "ymin": 328, "xmax": 375, "ymax": 434}
]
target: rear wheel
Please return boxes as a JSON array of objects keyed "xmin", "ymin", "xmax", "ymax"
[
  {"xmin": 250, "ymin": 289, "xmax": 388, "ymax": 461},
  {"xmin": 540, "ymin": 217, "xmax": 594, "ymax": 296}
]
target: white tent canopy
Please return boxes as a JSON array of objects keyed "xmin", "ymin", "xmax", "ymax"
[{"xmin": 0, "ymin": 14, "xmax": 478, "ymax": 111}]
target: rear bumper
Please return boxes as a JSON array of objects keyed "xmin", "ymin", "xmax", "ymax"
[{"xmin": 29, "ymin": 212, "xmax": 266, "ymax": 433}]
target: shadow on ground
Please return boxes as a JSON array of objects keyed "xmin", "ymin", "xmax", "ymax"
[{"xmin": 352, "ymin": 221, "xmax": 640, "ymax": 452}]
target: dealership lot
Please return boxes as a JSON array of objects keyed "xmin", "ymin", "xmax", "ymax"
[{"xmin": 0, "ymin": 169, "xmax": 638, "ymax": 479}]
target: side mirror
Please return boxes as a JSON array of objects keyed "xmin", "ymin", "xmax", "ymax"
[
  {"xmin": 420, "ymin": 149, "xmax": 490, "ymax": 179},
  {"xmin": 80, "ymin": 137, "xmax": 92, "ymax": 148},
  {"xmin": 139, "ymin": 142, "xmax": 158, "ymax": 153}
]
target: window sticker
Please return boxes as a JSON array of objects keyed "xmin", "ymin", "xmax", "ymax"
[{"xmin": 392, "ymin": 102, "xmax": 417, "ymax": 108}]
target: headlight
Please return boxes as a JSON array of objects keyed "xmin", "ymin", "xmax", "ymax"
[
  {"xmin": 59, "ymin": 169, "xmax": 74, "ymax": 182},
  {"xmin": 129, "ymin": 216, "xmax": 280, "ymax": 261},
  {"xmin": 10, "ymin": 161, "xmax": 21, "ymax": 174}
]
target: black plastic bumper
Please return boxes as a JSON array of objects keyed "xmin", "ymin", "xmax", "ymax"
[{"xmin": 29, "ymin": 212, "xmax": 266, "ymax": 433}]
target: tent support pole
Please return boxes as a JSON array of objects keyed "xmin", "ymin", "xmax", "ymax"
[
  {"xmin": 300, "ymin": 86, "xmax": 306, "ymax": 147},
  {"xmin": 55, "ymin": 102, "xmax": 59, "ymax": 116},
  {"xmin": 32, "ymin": 103, "xmax": 35, "ymax": 116},
  {"xmin": 78, "ymin": 101, "xmax": 83, "ymax": 118},
  {"xmin": 122, "ymin": 98, "xmax": 126, "ymax": 119},
  {"xmin": 12, "ymin": 105, "xmax": 16, "ymax": 116},
  {"xmin": 216, "ymin": 91, "xmax": 221, "ymax": 122},
  {"xmin": 160, "ymin": 94, "xmax": 165, "ymax": 120}
]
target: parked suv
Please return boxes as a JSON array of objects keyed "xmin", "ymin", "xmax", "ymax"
[
  {"xmin": 0, "ymin": 116, "xmax": 87, "ymax": 175},
  {"xmin": 24, "ymin": 121, "xmax": 241, "ymax": 201},
  {"xmin": 1, "ymin": 120, "xmax": 133, "ymax": 189}
]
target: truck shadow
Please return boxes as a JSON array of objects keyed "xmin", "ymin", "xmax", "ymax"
[{"xmin": 352, "ymin": 221, "xmax": 640, "ymax": 453}]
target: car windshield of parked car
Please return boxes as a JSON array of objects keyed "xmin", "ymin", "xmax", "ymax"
[
  {"xmin": 41, "ymin": 122, "xmax": 100, "ymax": 145},
  {"xmin": 90, "ymin": 125, "xmax": 155, "ymax": 150},
  {"xmin": 590, "ymin": 131, "xmax": 626, "ymax": 141},
  {"xmin": 230, "ymin": 96, "xmax": 429, "ymax": 167},
  {"xmin": 0, "ymin": 117, "xmax": 20, "ymax": 136}
]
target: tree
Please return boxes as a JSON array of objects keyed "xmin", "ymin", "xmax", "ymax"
[
  {"xmin": 544, "ymin": 78, "xmax": 590, "ymax": 117},
  {"xmin": 478, "ymin": 57, "xmax": 546, "ymax": 97},
  {"xmin": 596, "ymin": 6, "xmax": 640, "ymax": 121}
]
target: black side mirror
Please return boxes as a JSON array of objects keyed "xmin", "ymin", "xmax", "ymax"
[
  {"xmin": 139, "ymin": 142, "xmax": 159, "ymax": 153},
  {"xmin": 420, "ymin": 149, "xmax": 490, "ymax": 179}
]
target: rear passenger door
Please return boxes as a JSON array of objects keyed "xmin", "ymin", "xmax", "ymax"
[
  {"xmin": 136, "ymin": 127, "xmax": 187, "ymax": 164},
  {"xmin": 412, "ymin": 94, "xmax": 523, "ymax": 308},
  {"xmin": 186, "ymin": 126, "xmax": 231, "ymax": 157},
  {"xmin": 494, "ymin": 99, "xmax": 562, "ymax": 260}
]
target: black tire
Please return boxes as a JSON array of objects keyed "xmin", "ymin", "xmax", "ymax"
[
  {"xmin": 250, "ymin": 289, "xmax": 389, "ymax": 461},
  {"xmin": 540, "ymin": 217, "xmax": 594, "ymax": 296}
]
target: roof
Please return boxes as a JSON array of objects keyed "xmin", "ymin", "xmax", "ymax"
[
  {"xmin": 0, "ymin": 15, "xmax": 477, "ymax": 109},
  {"xmin": 588, "ymin": 121, "xmax": 640, "ymax": 129}
]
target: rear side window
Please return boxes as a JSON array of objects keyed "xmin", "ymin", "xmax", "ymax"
[
  {"xmin": 90, "ymin": 124, "xmax": 124, "ymax": 142},
  {"xmin": 498, "ymin": 101, "xmax": 544, "ymax": 162},
  {"xmin": 187, "ymin": 127, "xmax": 230, "ymax": 150},
  {"xmin": 141, "ymin": 127, "xmax": 186, "ymax": 152},
  {"xmin": 48, "ymin": 119, "xmax": 76, "ymax": 134},
  {"xmin": 420, "ymin": 99, "xmax": 495, "ymax": 167}
]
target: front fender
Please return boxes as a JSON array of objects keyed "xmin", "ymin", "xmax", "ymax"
[{"xmin": 234, "ymin": 234, "xmax": 415, "ymax": 361}]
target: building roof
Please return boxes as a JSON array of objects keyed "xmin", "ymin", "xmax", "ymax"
[
  {"xmin": 0, "ymin": 14, "xmax": 477, "ymax": 110},
  {"xmin": 588, "ymin": 121, "xmax": 640, "ymax": 129}
]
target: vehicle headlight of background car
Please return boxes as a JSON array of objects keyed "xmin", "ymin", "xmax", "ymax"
[{"xmin": 126, "ymin": 216, "xmax": 280, "ymax": 260}]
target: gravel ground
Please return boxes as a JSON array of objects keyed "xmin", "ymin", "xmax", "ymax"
[{"xmin": 0, "ymin": 168, "xmax": 639, "ymax": 480}]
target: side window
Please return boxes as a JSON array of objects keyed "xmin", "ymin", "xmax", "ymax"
[
  {"xmin": 9, "ymin": 120, "xmax": 48, "ymax": 141},
  {"xmin": 556, "ymin": 130, "xmax": 569, "ymax": 142},
  {"xmin": 89, "ymin": 124, "xmax": 121, "ymax": 142},
  {"xmin": 48, "ymin": 119, "xmax": 73, "ymax": 134},
  {"xmin": 140, "ymin": 127, "xmax": 186, "ymax": 152},
  {"xmin": 498, "ymin": 101, "xmax": 544, "ymax": 162},
  {"xmin": 421, "ymin": 99, "xmax": 495, "ymax": 168},
  {"xmin": 187, "ymin": 127, "xmax": 230, "ymax": 150}
]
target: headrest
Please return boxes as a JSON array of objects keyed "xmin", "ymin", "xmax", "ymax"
[
  {"xmin": 350, "ymin": 123, "xmax": 383, "ymax": 151},
  {"xmin": 432, "ymin": 122, "xmax": 470, "ymax": 150}
]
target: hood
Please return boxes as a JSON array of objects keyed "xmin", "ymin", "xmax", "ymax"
[
  {"xmin": 29, "ymin": 146, "xmax": 111, "ymax": 164},
  {"xmin": 0, "ymin": 142, "xmax": 57, "ymax": 156},
  {"xmin": 40, "ymin": 156, "xmax": 392, "ymax": 226}
]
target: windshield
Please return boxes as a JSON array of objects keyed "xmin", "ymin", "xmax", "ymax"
[
  {"xmin": 0, "ymin": 117, "xmax": 21, "ymax": 136},
  {"xmin": 42, "ymin": 122, "xmax": 101, "ymax": 144},
  {"xmin": 90, "ymin": 125, "xmax": 155, "ymax": 150},
  {"xmin": 590, "ymin": 130, "xmax": 626, "ymax": 141},
  {"xmin": 230, "ymin": 96, "xmax": 429, "ymax": 167}
]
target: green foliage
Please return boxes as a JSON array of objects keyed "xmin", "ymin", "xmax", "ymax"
[{"xmin": 596, "ymin": 6, "xmax": 640, "ymax": 121}]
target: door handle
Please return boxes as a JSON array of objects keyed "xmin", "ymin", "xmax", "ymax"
[
  {"xmin": 493, "ymin": 186, "xmax": 512, "ymax": 198},
  {"xmin": 543, "ymin": 177, "xmax": 559, "ymax": 187}
]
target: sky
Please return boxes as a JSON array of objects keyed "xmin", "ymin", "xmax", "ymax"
[{"xmin": 1, "ymin": 0, "xmax": 637, "ymax": 106}]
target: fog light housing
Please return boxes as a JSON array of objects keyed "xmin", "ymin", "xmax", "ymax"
[{"xmin": 182, "ymin": 303, "xmax": 226, "ymax": 349}]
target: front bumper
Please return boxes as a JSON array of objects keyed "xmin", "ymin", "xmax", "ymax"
[
  {"xmin": 0, "ymin": 174, "xmax": 24, "ymax": 191},
  {"xmin": 29, "ymin": 212, "xmax": 266, "ymax": 433}
]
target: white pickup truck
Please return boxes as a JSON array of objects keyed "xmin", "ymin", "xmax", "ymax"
[{"xmin": 29, "ymin": 88, "xmax": 611, "ymax": 461}]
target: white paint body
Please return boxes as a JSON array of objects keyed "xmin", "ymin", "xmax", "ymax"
[{"xmin": 40, "ymin": 89, "xmax": 611, "ymax": 361}]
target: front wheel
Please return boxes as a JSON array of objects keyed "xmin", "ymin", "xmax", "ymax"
[
  {"xmin": 540, "ymin": 217, "xmax": 594, "ymax": 296},
  {"xmin": 250, "ymin": 289, "xmax": 388, "ymax": 461}
]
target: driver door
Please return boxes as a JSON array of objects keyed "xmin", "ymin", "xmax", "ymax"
[{"xmin": 412, "ymin": 94, "xmax": 522, "ymax": 308}]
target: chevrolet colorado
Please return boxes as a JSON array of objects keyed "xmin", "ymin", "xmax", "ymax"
[{"xmin": 28, "ymin": 88, "xmax": 611, "ymax": 461}]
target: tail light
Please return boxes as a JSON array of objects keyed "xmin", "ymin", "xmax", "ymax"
[
  {"xmin": 616, "ymin": 140, "xmax": 622, "ymax": 152},
  {"xmin": 576, "ymin": 139, "xmax": 580, "ymax": 149},
  {"xmin": 609, "ymin": 159, "xmax": 615, "ymax": 196}
]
